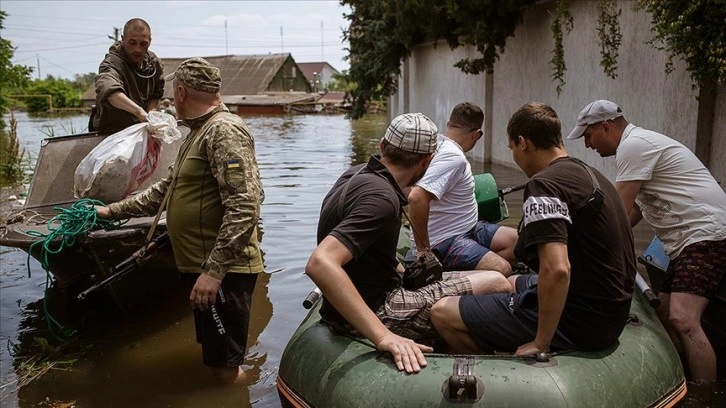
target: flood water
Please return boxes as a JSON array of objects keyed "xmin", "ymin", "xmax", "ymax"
[{"xmin": 1, "ymin": 112, "xmax": 723, "ymax": 407}]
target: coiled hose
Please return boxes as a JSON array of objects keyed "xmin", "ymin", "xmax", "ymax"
[{"xmin": 26, "ymin": 199, "xmax": 124, "ymax": 340}]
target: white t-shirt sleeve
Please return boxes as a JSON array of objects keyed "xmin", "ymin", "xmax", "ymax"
[
  {"xmin": 416, "ymin": 149, "xmax": 466, "ymax": 199},
  {"xmin": 616, "ymin": 136, "xmax": 657, "ymax": 183}
]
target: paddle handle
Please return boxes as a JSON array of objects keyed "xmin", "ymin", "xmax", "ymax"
[
  {"xmin": 303, "ymin": 287, "xmax": 322, "ymax": 309},
  {"xmin": 499, "ymin": 183, "xmax": 526, "ymax": 196},
  {"xmin": 635, "ymin": 272, "xmax": 661, "ymax": 308}
]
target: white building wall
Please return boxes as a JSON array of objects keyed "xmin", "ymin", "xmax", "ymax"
[
  {"xmin": 390, "ymin": 0, "xmax": 724, "ymax": 186},
  {"xmin": 320, "ymin": 65, "xmax": 339, "ymax": 89},
  {"xmin": 712, "ymin": 85, "xmax": 726, "ymax": 186},
  {"xmin": 391, "ymin": 45, "xmax": 491, "ymax": 160}
]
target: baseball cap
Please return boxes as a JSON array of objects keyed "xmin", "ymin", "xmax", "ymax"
[
  {"xmin": 164, "ymin": 57, "xmax": 221, "ymax": 93},
  {"xmin": 383, "ymin": 113, "xmax": 438, "ymax": 154},
  {"xmin": 566, "ymin": 100, "xmax": 623, "ymax": 140}
]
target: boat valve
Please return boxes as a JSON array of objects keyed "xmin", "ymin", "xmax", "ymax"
[
  {"xmin": 442, "ymin": 357, "xmax": 484, "ymax": 403},
  {"xmin": 535, "ymin": 352, "xmax": 550, "ymax": 362}
]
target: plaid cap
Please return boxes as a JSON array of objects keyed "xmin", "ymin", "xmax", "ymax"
[
  {"xmin": 384, "ymin": 113, "xmax": 438, "ymax": 154},
  {"xmin": 164, "ymin": 57, "xmax": 221, "ymax": 93}
]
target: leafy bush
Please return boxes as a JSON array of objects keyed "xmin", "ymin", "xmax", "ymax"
[
  {"xmin": 0, "ymin": 11, "xmax": 33, "ymax": 129},
  {"xmin": 25, "ymin": 78, "xmax": 81, "ymax": 113},
  {"xmin": 637, "ymin": 0, "xmax": 726, "ymax": 86},
  {"xmin": 341, "ymin": 0, "xmax": 725, "ymax": 117},
  {"xmin": 0, "ymin": 113, "xmax": 30, "ymax": 186}
]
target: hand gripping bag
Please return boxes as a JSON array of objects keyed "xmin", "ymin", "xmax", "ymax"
[{"xmin": 74, "ymin": 111, "xmax": 182, "ymax": 203}]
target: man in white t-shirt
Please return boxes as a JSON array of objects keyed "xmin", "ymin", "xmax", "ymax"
[
  {"xmin": 408, "ymin": 102, "xmax": 517, "ymax": 276},
  {"xmin": 568, "ymin": 99, "xmax": 726, "ymax": 382}
]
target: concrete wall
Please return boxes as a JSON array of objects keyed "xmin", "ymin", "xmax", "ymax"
[
  {"xmin": 390, "ymin": 0, "xmax": 725, "ymax": 186},
  {"xmin": 712, "ymin": 85, "xmax": 726, "ymax": 186}
]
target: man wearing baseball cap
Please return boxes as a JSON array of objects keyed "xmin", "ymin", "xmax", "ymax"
[
  {"xmin": 306, "ymin": 112, "xmax": 511, "ymax": 374},
  {"xmin": 96, "ymin": 57, "xmax": 264, "ymax": 384},
  {"xmin": 569, "ymin": 99, "xmax": 726, "ymax": 382}
]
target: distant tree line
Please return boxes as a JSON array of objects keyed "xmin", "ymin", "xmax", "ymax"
[
  {"xmin": 4, "ymin": 73, "xmax": 96, "ymax": 114},
  {"xmin": 1, "ymin": 11, "xmax": 97, "ymax": 118}
]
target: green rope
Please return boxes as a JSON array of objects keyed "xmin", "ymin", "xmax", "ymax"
[{"xmin": 26, "ymin": 199, "xmax": 124, "ymax": 341}]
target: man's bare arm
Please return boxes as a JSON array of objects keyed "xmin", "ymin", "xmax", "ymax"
[
  {"xmin": 615, "ymin": 180, "xmax": 643, "ymax": 227},
  {"xmin": 306, "ymin": 235, "xmax": 432, "ymax": 373},
  {"xmin": 407, "ymin": 186, "xmax": 436, "ymax": 251},
  {"xmin": 515, "ymin": 242, "xmax": 570, "ymax": 355}
]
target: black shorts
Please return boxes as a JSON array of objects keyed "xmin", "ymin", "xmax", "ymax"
[
  {"xmin": 184, "ymin": 273, "xmax": 259, "ymax": 368},
  {"xmin": 459, "ymin": 274, "xmax": 575, "ymax": 353}
]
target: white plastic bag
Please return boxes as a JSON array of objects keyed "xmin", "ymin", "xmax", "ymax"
[{"xmin": 74, "ymin": 111, "xmax": 182, "ymax": 203}]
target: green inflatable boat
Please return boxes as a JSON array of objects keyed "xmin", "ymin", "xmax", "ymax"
[{"xmin": 278, "ymin": 174, "xmax": 687, "ymax": 407}]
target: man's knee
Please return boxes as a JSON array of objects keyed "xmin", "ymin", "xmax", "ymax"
[
  {"xmin": 475, "ymin": 253, "xmax": 512, "ymax": 276},
  {"xmin": 492, "ymin": 225, "xmax": 518, "ymax": 246},
  {"xmin": 431, "ymin": 297, "xmax": 457, "ymax": 328},
  {"xmin": 668, "ymin": 296, "xmax": 707, "ymax": 334},
  {"xmin": 468, "ymin": 271, "xmax": 512, "ymax": 294},
  {"xmin": 668, "ymin": 308, "xmax": 702, "ymax": 334}
]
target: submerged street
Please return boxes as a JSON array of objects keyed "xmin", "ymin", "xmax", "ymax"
[{"xmin": 0, "ymin": 112, "xmax": 721, "ymax": 407}]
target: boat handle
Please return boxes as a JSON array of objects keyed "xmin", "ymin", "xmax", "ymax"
[
  {"xmin": 303, "ymin": 287, "xmax": 322, "ymax": 309},
  {"xmin": 442, "ymin": 357, "xmax": 483, "ymax": 403}
]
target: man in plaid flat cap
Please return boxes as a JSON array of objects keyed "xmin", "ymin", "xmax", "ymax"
[{"xmin": 306, "ymin": 112, "xmax": 512, "ymax": 374}]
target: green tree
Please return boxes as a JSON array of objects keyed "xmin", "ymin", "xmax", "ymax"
[
  {"xmin": 341, "ymin": 0, "xmax": 536, "ymax": 119},
  {"xmin": 71, "ymin": 72, "xmax": 97, "ymax": 92},
  {"xmin": 328, "ymin": 70, "xmax": 356, "ymax": 93},
  {"xmin": 637, "ymin": 0, "xmax": 726, "ymax": 86},
  {"xmin": 25, "ymin": 78, "xmax": 81, "ymax": 113},
  {"xmin": 0, "ymin": 10, "xmax": 33, "ymax": 129},
  {"xmin": 341, "ymin": 0, "xmax": 725, "ymax": 117}
]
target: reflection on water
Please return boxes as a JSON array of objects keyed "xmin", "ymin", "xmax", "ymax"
[
  {"xmin": 1, "ymin": 112, "xmax": 724, "ymax": 407},
  {"xmin": 0, "ymin": 112, "xmax": 383, "ymax": 407}
]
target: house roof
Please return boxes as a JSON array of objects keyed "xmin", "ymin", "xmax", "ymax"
[
  {"xmin": 161, "ymin": 53, "xmax": 292, "ymax": 98},
  {"xmin": 81, "ymin": 53, "xmax": 303, "ymax": 101},
  {"xmin": 316, "ymin": 91, "xmax": 346, "ymax": 103},
  {"xmin": 81, "ymin": 87, "xmax": 96, "ymax": 101},
  {"xmin": 297, "ymin": 62, "xmax": 340, "ymax": 82}
]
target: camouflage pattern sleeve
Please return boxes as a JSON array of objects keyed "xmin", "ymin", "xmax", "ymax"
[
  {"xmin": 107, "ymin": 172, "xmax": 171, "ymax": 219},
  {"xmin": 201, "ymin": 116, "xmax": 262, "ymax": 280}
]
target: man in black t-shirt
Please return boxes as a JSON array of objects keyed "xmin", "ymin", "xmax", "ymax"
[
  {"xmin": 307, "ymin": 113, "xmax": 512, "ymax": 374},
  {"xmin": 431, "ymin": 102, "xmax": 636, "ymax": 355}
]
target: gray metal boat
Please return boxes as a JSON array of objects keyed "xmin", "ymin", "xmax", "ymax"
[{"xmin": 0, "ymin": 130, "xmax": 185, "ymax": 311}]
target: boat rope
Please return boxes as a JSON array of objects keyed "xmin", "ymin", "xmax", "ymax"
[{"xmin": 25, "ymin": 199, "xmax": 125, "ymax": 341}]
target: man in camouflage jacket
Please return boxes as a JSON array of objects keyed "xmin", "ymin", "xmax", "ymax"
[{"xmin": 96, "ymin": 57, "xmax": 264, "ymax": 384}]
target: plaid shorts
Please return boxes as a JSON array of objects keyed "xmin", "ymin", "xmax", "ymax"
[
  {"xmin": 661, "ymin": 238, "xmax": 726, "ymax": 298},
  {"xmin": 328, "ymin": 272, "xmax": 472, "ymax": 344}
]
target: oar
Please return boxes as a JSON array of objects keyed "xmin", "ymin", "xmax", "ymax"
[
  {"xmin": 499, "ymin": 183, "xmax": 526, "ymax": 197},
  {"xmin": 303, "ymin": 287, "xmax": 322, "ymax": 309},
  {"xmin": 635, "ymin": 271, "xmax": 661, "ymax": 308}
]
